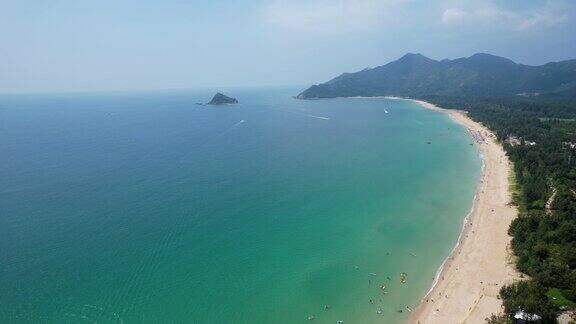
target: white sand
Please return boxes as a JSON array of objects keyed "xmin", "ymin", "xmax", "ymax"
[{"xmin": 402, "ymin": 99, "xmax": 521, "ymax": 323}]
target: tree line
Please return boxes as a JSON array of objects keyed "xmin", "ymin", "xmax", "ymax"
[{"xmin": 422, "ymin": 95, "xmax": 576, "ymax": 323}]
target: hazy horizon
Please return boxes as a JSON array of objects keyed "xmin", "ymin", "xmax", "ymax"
[{"xmin": 2, "ymin": 0, "xmax": 576, "ymax": 93}]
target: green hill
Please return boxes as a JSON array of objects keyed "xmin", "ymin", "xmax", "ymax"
[{"xmin": 297, "ymin": 53, "xmax": 576, "ymax": 99}]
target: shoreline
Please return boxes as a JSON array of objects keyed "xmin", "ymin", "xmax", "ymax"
[{"xmin": 388, "ymin": 97, "xmax": 520, "ymax": 323}]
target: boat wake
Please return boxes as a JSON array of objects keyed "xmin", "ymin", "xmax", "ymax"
[
  {"xmin": 307, "ymin": 114, "xmax": 330, "ymax": 120},
  {"xmin": 284, "ymin": 110, "xmax": 330, "ymax": 120},
  {"xmin": 214, "ymin": 120, "xmax": 246, "ymax": 139}
]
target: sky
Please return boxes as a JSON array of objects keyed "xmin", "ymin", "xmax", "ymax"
[{"xmin": 1, "ymin": 0, "xmax": 575, "ymax": 93}]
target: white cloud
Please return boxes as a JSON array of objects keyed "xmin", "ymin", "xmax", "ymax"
[
  {"xmin": 261, "ymin": 0, "xmax": 572, "ymax": 33},
  {"xmin": 441, "ymin": 8, "xmax": 467, "ymax": 25},
  {"xmin": 262, "ymin": 0, "xmax": 408, "ymax": 31},
  {"xmin": 516, "ymin": 10, "xmax": 567, "ymax": 31},
  {"xmin": 440, "ymin": 0, "xmax": 570, "ymax": 31}
]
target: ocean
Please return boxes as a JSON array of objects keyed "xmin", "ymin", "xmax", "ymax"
[{"xmin": 0, "ymin": 88, "xmax": 481, "ymax": 323}]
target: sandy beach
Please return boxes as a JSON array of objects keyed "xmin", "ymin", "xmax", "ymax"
[{"xmin": 403, "ymin": 99, "xmax": 521, "ymax": 323}]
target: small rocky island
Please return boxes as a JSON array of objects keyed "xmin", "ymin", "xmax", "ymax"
[{"xmin": 207, "ymin": 93, "xmax": 238, "ymax": 105}]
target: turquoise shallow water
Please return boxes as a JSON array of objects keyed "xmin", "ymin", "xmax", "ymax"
[{"xmin": 0, "ymin": 88, "xmax": 481, "ymax": 323}]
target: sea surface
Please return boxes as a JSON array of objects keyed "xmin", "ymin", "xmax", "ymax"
[{"xmin": 0, "ymin": 88, "xmax": 481, "ymax": 323}]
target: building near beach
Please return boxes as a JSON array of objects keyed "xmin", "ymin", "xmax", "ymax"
[{"xmin": 513, "ymin": 310, "xmax": 541, "ymax": 323}]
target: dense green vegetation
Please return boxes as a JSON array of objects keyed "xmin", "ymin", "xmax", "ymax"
[
  {"xmin": 423, "ymin": 96, "xmax": 576, "ymax": 323},
  {"xmin": 298, "ymin": 52, "xmax": 576, "ymax": 322},
  {"xmin": 298, "ymin": 53, "xmax": 576, "ymax": 100}
]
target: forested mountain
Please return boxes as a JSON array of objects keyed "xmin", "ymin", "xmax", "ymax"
[
  {"xmin": 297, "ymin": 53, "xmax": 576, "ymax": 100},
  {"xmin": 299, "ymin": 53, "xmax": 576, "ymax": 322}
]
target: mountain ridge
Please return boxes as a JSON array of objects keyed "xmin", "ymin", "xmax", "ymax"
[{"xmin": 297, "ymin": 53, "xmax": 576, "ymax": 100}]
